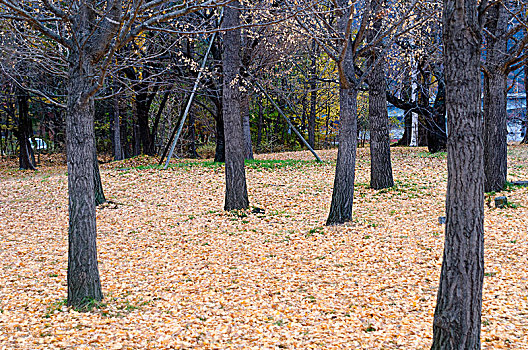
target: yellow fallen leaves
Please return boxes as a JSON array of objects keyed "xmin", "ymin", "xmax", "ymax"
[{"xmin": 0, "ymin": 146, "xmax": 527, "ymax": 349}]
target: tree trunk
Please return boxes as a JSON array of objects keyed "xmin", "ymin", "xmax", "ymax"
[
  {"xmin": 427, "ymin": 74, "xmax": 447, "ymax": 153},
  {"xmin": 16, "ymin": 89, "xmax": 36, "ymax": 170},
  {"xmin": 214, "ymin": 99, "xmax": 226, "ymax": 162},
  {"xmin": 327, "ymin": 87, "xmax": 358, "ymax": 225},
  {"xmin": 241, "ymin": 91, "xmax": 254, "ymax": 160},
  {"xmin": 483, "ymin": 72, "xmax": 508, "ymax": 192},
  {"xmin": 483, "ymin": 3, "xmax": 508, "ymax": 192},
  {"xmin": 431, "ymin": 0, "xmax": 484, "ymax": 347},
  {"xmin": 523, "ymin": 53, "xmax": 528, "ymax": 144},
  {"xmin": 222, "ymin": 0, "xmax": 249, "ymax": 211},
  {"xmin": 308, "ymin": 40, "xmax": 317, "ymax": 148},
  {"xmin": 112, "ymin": 92, "xmax": 123, "ymax": 161},
  {"xmin": 66, "ymin": 60, "xmax": 103, "ymax": 308},
  {"xmin": 256, "ymin": 97, "xmax": 263, "ymax": 151},
  {"xmin": 94, "ymin": 149, "xmax": 106, "ymax": 206},
  {"xmin": 188, "ymin": 110, "xmax": 200, "ymax": 159},
  {"xmin": 367, "ymin": 5, "xmax": 394, "ymax": 190}
]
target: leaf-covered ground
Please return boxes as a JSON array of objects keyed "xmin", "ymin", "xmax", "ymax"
[{"xmin": 0, "ymin": 146, "xmax": 527, "ymax": 349}]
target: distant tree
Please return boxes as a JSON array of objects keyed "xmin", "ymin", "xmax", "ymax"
[{"xmin": 482, "ymin": 0, "xmax": 527, "ymax": 192}]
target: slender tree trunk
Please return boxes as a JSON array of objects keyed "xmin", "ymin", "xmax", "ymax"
[
  {"xmin": 367, "ymin": 3, "xmax": 394, "ymax": 190},
  {"xmin": 94, "ymin": 149, "xmax": 106, "ymax": 206},
  {"xmin": 431, "ymin": 0, "xmax": 484, "ymax": 346},
  {"xmin": 112, "ymin": 92, "xmax": 123, "ymax": 161},
  {"xmin": 483, "ymin": 3, "xmax": 508, "ymax": 192},
  {"xmin": 222, "ymin": 0, "xmax": 249, "ymax": 211},
  {"xmin": 16, "ymin": 89, "xmax": 36, "ymax": 170},
  {"xmin": 309, "ymin": 40, "xmax": 317, "ymax": 148},
  {"xmin": 241, "ymin": 91, "xmax": 254, "ymax": 160},
  {"xmin": 256, "ymin": 97, "xmax": 263, "ymax": 151},
  {"xmin": 66, "ymin": 60, "xmax": 102, "ymax": 308},
  {"xmin": 327, "ymin": 87, "xmax": 358, "ymax": 225},
  {"xmin": 188, "ymin": 110, "xmax": 200, "ymax": 159},
  {"xmin": 523, "ymin": 58, "xmax": 528, "ymax": 144}
]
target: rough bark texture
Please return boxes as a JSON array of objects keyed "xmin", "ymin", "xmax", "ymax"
[
  {"xmin": 431, "ymin": 0, "xmax": 484, "ymax": 347},
  {"xmin": 241, "ymin": 91, "xmax": 254, "ymax": 160},
  {"xmin": 483, "ymin": 3, "xmax": 508, "ymax": 192},
  {"xmin": 524, "ymin": 58, "xmax": 528, "ymax": 144},
  {"xmin": 222, "ymin": 1, "xmax": 249, "ymax": 211},
  {"xmin": 66, "ymin": 60, "xmax": 102, "ymax": 308},
  {"xmin": 326, "ymin": 1, "xmax": 358, "ymax": 225},
  {"xmin": 16, "ymin": 89, "xmax": 36, "ymax": 170},
  {"xmin": 367, "ymin": 6, "xmax": 394, "ymax": 190},
  {"xmin": 327, "ymin": 87, "xmax": 358, "ymax": 225}
]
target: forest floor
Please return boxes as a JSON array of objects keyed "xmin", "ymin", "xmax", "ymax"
[{"xmin": 0, "ymin": 145, "xmax": 527, "ymax": 349}]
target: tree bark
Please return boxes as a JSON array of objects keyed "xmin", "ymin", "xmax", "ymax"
[
  {"xmin": 483, "ymin": 2, "xmax": 508, "ymax": 192},
  {"xmin": 367, "ymin": 3, "xmax": 394, "ymax": 190},
  {"xmin": 431, "ymin": 0, "xmax": 484, "ymax": 346},
  {"xmin": 427, "ymin": 74, "xmax": 447, "ymax": 153},
  {"xmin": 523, "ymin": 57, "xmax": 528, "ymax": 144},
  {"xmin": 326, "ymin": 0, "xmax": 358, "ymax": 225},
  {"xmin": 213, "ymin": 97, "xmax": 226, "ymax": 162},
  {"xmin": 309, "ymin": 40, "xmax": 317, "ymax": 148},
  {"xmin": 327, "ymin": 87, "xmax": 358, "ymax": 224},
  {"xmin": 16, "ymin": 89, "xmax": 36, "ymax": 170},
  {"xmin": 66, "ymin": 59, "xmax": 102, "ymax": 308},
  {"xmin": 241, "ymin": 91, "xmax": 254, "ymax": 160},
  {"xmin": 222, "ymin": 0, "xmax": 249, "ymax": 211},
  {"xmin": 112, "ymin": 90, "xmax": 123, "ymax": 161}
]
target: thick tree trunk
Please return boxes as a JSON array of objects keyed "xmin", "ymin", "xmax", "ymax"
[
  {"xmin": 222, "ymin": 0, "xmax": 249, "ymax": 211},
  {"xmin": 16, "ymin": 90, "xmax": 36, "ymax": 170},
  {"xmin": 483, "ymin": 72, "xmax": 508, "ymax": 192},
  {"xmin": 327, "ymin": 87, "xmax": 358, "ymax": 225},
  {"xmin": 431, "ymin": 0, "xmax": 484, "ymax": 347},
  {"xmin": 483, "ymin": 3, "xmax": 508, "ymax": 192},
  {"xmin": 66, "ymin": 62, "xmax": 102, "ymax": 308},
  {"xmin": 241, "ymin": 91, "xmax": 254, "ymax": 160},
  {"xmin": 367, "ymin": 7, "xmax": 394, "ymax": 190}
]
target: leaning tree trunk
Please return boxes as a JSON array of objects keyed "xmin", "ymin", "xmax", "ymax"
[
  {"xmin": 367, "ymin": 5, "xmax": 394, "ymax": 190},
  {"xmin": 222, "ymin": 0, "xmax": 249, "ymax": 211},
  {"xmin": 483, "ymin": 2, "xmax": 508, "ymax": 192},
  {"xmin": 66, "ymin": 60, "xmax": 103, "ymax": 308},
  {"xmin": 431, "ymin": 0, "xmax": 485, "ymax": 346},
  {"xmin": 327, "ymin": 87, "xmax": 358, "ymax": 225},
  {"xmin": 16, "ymin": 89, "xmax": 36, "ymax": 170}
]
